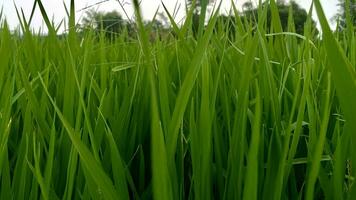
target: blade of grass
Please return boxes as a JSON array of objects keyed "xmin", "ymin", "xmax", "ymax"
[
  {"xmin": 38, "ymin": 75, "xmax": 120, "ymax": 200},
  {"xmin": 313, "ymin": 0, "xmax": 356, "ymax": 197}
]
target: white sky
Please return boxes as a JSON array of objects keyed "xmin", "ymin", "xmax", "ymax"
[{"xmin": 0, "ymin": 0, "xmax": 339, "ymax": 32}]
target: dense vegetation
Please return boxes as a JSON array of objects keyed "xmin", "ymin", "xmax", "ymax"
[
  {"xmin": 1, "ymin": 0, "xmax": 356, "ymax": 199},
  {"xmin": 335, "ymin": 0, "xmax": 356, "ymax": 29}
]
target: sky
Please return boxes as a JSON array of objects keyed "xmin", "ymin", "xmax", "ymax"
[{"xmin": 0, "ymin": 0, "xmax": 339, "ymax": 32}]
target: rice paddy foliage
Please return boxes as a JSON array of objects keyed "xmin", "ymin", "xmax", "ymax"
[{"xmin": 1, "ymin": 0, "xmax": 356, "ymax": 199}]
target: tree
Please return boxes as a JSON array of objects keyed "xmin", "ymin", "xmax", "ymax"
[
  {"xmin": 81, "ymin": 9, "xmax": 126, "ymax": 38},
  {"xmin": 242, "ymin": 1, "xmax": 318, "ymax": 35},
  {"xmin": 335, "ymin": 0, "xmax": 356, "ymax": 30},
  {"xmin": 187, "ymin": 0, "xmax": 215, "ymax": 11},
  {"xmin": 242, "ymin": 2, "xmax": 254, "ymax": 11},
  {"xmin": 187, "ymin": 0, "xmax": 215, "ymax": 36}
]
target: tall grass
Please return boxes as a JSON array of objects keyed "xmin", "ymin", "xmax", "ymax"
[{"xmin": 1, "ymin": 0, "xmax": 356, "ymax": 199}]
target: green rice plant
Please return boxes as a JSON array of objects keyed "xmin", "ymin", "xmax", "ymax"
[{"xmin": 1, "ymin": 0, "xmax": 356, "ymax": 199}]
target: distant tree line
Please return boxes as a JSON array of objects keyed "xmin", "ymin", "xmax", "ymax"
[
  {"xmin": 243, "ymin": 1, "xmax": 318, "ymax": 34},
  {"xmin": 187, "ymin": 0, "xmax": 319, "ymax": 40},
  {"xmin": 335, "ymin": 0, "xmax": 356, "ymax": 30},
  {"xmin": 79, "ymin": 0, "xmax": 319, "ymax": 40},
  {"xmin": 80, "ymin": 9, "xmax": 166, "ymax": 40}
]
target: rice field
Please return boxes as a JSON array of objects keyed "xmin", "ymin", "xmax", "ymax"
[{"xmin": 1, "ymin": 0, "xmax": 356, "ymax": 199}]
